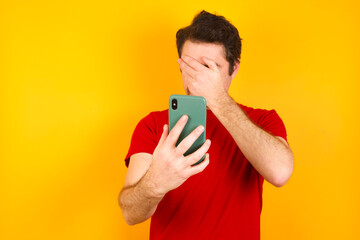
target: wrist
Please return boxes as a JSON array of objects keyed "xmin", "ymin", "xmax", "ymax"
[
  {"xmin": 140, "ymin": 168, "xmax": 167, "ymax": 199},
  {"xmin": 208, "ymin": 92, "xmax": 233, "ymax": 113}
]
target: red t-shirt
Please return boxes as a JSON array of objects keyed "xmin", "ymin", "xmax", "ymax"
[{"xmin": 124, "ymin": 104, "xmax": 287, "ymax": 239}]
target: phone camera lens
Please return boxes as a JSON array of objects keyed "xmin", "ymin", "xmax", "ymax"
[{"xmin": 172, "ymin": 99, "xmax": 177, "ymax": 110}]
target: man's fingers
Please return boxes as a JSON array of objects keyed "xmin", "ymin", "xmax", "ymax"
[
  {"xmin": 186, "ymin": 153, "xmax": 210, "ymax": 177},
  {"xmin": 167, "ymin": 115, "xmax": 188, "ymax": 146},
  {"xmin": 176, "ymin": 125, "xmax": 205, "ymax": 155},
  {"xmin": 185, "ymin": 139, "xmax": 211, "ymax": 166},
  {"xmin": 202, "ymin": 57, "xmax": 219, "ymax": 72},
  {"xmin": 181, "ymin": 55, "xmax": 206, "ymax": 72},
  {"xmin": 158, "ymin": 124, "xmax": 168, "ymax": 146},
  {"xmin": 181, "ymin": 69, "xmax": 193, "ymax": 83},
  {"xmin": 178, "ymin": 58, "xmax": 198, "ymax": 77}
]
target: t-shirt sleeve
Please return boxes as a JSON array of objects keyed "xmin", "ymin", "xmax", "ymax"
[
  {"xmin": 124, "ymin": 113, "xmax": 158, "ymax": 167},
  {"xmin": 257, "ymin": 109, "xmax": 288, "ymax": 142}
]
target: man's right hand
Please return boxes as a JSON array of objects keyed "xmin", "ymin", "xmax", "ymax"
[{"xmin": 147, "ymin": 115, "xmax": 211, "ymax": 197}]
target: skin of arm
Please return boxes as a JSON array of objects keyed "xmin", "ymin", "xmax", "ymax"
[
  {"xmin": 210, "ymin": 94, "xmax": 293, "ymax": 187},
  {"xmin": 178, "ymin": 55, "xmax": 294, "ymax": 187},
  {"xmin": 119, "ymin": 119, "xmax": 211, "ymax": 225},
  {"xmin": 118, "ymin": 153, "xmax": 161, "ymax": 225}
]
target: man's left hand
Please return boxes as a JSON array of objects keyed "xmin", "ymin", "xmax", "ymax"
[{"xmin": 178, "ymin": 55, "xmax": 227, "ymax": 109}]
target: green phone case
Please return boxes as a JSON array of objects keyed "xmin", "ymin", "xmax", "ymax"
[{"xmin": 169, "ymin": 94, "xmax": 207, "ymax": 165}]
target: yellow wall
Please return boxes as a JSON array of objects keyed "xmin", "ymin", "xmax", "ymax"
[{"xmin": 1, "ymin": 0, "xmax": 359, "ymax": 239}]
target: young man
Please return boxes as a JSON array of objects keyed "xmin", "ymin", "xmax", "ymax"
[{"xmin": 119, "ymin": 10, "xmax": 294, "ymax": 239}]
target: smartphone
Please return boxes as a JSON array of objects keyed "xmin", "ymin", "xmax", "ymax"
[{"xmin": 169, "ymin": 94, "xmax": 207, "ymax": 165}]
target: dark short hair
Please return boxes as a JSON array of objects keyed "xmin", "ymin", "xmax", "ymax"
[{"xmin": 176, "ymin": 10, "xmax": 242, "ymax": 75}]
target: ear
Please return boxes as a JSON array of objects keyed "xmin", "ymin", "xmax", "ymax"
[{"xmin": 230, "ymin": 59, "xmax": 240, "ymax": 79}]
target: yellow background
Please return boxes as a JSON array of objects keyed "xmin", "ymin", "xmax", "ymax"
[{"xmin": 1, "ymin": 0, "xmax": 359, "ymax": 239}]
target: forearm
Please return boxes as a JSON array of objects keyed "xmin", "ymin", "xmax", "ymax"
[
  {"xmin": 209, "ymin": 94, "xmax": 294, "ymax": 187},
  {"xmin": 119, "ymin": 171, "xmax": 164, "ymax": 225}
]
